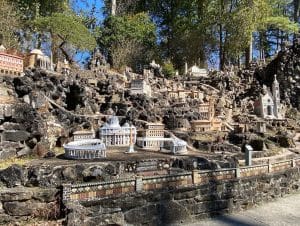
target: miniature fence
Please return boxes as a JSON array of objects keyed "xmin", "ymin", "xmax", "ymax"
[{"xmin": 63, "ymin": 157, "xmax": 300, "ymax": 202}]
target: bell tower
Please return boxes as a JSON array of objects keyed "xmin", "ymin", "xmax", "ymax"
[{"xmin": 272, "ymin": 74, "xmax": 281, "ymax": 118}]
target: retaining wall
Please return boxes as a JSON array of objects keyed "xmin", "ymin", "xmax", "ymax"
[{"xmin": 63, "ymin": 157, "xmax": 300, "ymax": 203}]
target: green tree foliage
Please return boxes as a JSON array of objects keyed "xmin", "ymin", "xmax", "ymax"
[
  {"xmin": 145, "ymin": 0, "xmax": 215, "ymax": 70},
  {"xmin": 11, "ymin": 0, "xmax": 69, "ymax": 20},
  {"xmin": 35, "ymin": 13, "xmax": 96, "ymax": 63},
  {"xmin": 201, "ymin": 0, "xmax": 298, "ymax": 69},
  {"xmin": 0, "ymin": 0, "xmax": 20, "ymax": 49},
  {"xmin": 162, "ymin": 60, "xmax": 176, "ymax": 78},
  {"xmin": 10, "ymin": 0, "xmax": 70, "ymax": 51},
  {"xmin": 98, "ymin": 13, "xmax": 156, "ymax": 71},
  {"xmin": 114, "ymin": 0, "xmax": 297, "ymax": 70}
]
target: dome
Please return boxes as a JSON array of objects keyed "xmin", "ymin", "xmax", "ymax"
[
  {"xmin": 173, "ymin": 138, "xmax": 187, "ymax": 146},
  {"xmin": 106, "ymin": 116, "xmax": 121, "ymax": 128},
  {"xmin": 0, "ymin": 45, "xmax": 6, "ymax": 52},
  {"xmin": 30, "ymin": 49, "xmax": 44, "ymax": 55},
  {"xmin": 122, "ymin": 122, "xmax": 130, "ymax": 127}
]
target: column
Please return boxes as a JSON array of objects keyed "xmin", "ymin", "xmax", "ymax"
[
  {"xmin": 135, "ymin": 177, "xmax": 143, "ymax": 192},
  {"xmin": 192, "ymin": 170, "xmax": 200, "ymax": 184}
]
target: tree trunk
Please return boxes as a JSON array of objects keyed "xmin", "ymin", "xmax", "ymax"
[
  {"xmin": 219, "ymin": 0, "xmax": 225, "ymax": 70},
  {"xmin": 219, "ymin": 24, "xmax": 224, "ymax": 70},
  {"xmin": 36, "ymin": 33, "xmax": 42, "ymax": 49},
  {"xmin": 294, "ymin": 0, "xmax": 300, "ymax": 23},
  {"xmin": 245, "ymin": 34, "xmax": 253, "ymax": 68},
  {"xmin": 51, "ymin": 33, "xmax": 59, "ymax": 64},
  {"xmin": 59, "ymin": 41, "xmax": 73, "ymax": 64},
  {"xmin": 294, "ymin": 0, "xmax": 300, "ymax": 39}
]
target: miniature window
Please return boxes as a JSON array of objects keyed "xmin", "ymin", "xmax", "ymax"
[{"xmin": 267, "ymin": 106, "xmax": 272, "ymax": 115}]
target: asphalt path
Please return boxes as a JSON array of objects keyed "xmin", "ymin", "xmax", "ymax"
[{"xmin": 181, "ymin": 193, "xmax": 300, "ymax": 226}]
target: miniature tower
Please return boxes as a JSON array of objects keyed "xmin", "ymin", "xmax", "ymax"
[
  {"xmin": 111, "ymin": 0, "xmax": 116, "ymax": 16},
  {"xmin": 272, "ymin": 74, "xmax": 281, "ymax": 118},
  {"xmin": 208, "ymin": 97, "xmax": 215, "ymax": 121},
  {"xmin": 126, "ymin": 111, "xmax": 135, "ymax": 153},
  {"xmin": 184, "ymin": 62, "xmax": 188, "ymax": 75},
  {"xmin": 126, "ymin": 125, "xmax": 135, "ymax": 153}
]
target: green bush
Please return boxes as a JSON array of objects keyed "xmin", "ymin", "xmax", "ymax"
[{"xmin": 162, "ymin": 61, "xmax": 175, "ymax": 78}]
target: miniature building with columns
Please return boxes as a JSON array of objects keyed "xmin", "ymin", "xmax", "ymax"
[
  {"xmin": 25, "ymin": 49, "xmax": 53, "ymax": 71},
  {"xmin": 137, "ymin": 122, "xmax": 188, "ymax": 154},
  {"xmin": 256, "ymin": 121, "xmax": 267, "ymax": 133},
  {"xmin": 185, "ymin": 63, "xmax": 208, "ymax": 78},
  {"xmin": 0, "ymin": 45, "xmax": 23, "ymax": 76},
  {"xmin": 164, "ymin": 138, "xmax": 187, "ymax": 154},
  {"xmin": 99, "ymin": 116, "xmax": 136, "ymax": 147},
  {"xmin": 130, "ymin": 79, "xmax": 152, "ymax": 97},
  {"xmin": 254, "ymin": 75, "xmax": 282, "ymax": 119},
  {"xmin": 73, "ymin": 130, "xmax": 95, "ymax": 141},
  {"xmin": 136, "ymin": 123, "xmax": 165, "ymax": 150},
  {"xmin": 64, "ymin": 139, "xmax": 106, "ymax": 159}
]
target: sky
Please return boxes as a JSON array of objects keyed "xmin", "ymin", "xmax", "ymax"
[
  {"xmin": 73, "ymin": 0, "xmax": 104, "ymax": 66},
  {"xmin": 73, "ymin": 0, "xmax": 104, "ymax": 22}
]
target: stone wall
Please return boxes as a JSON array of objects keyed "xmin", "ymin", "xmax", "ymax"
[
  {"xmin": 0, "ymin": 158, "xmax": 299, "ymax": 225},
  {"xmin": 63, "ymin": 158, "xmax": 300, "ymax": 202},
  {"xmin": 62, "ymin": 158, "xmax": 300, "ymax": 225},
  {"xmin": 65, "ymin": 167, "xmax": 300, "ymax": 226},
  {"xmin": 0, "ymin": 187, "xmax": 61, "ymax": 225}
]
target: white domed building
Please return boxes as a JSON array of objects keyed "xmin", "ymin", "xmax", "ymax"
[
  {"xmin": 64, "ymin": 139, "xmax": 106, "ymax": 159},
  {"xmin": 99, "ymin": 116, "xmax": 136, "ymax": 147},
  {"xmin": 26, "ymin": 49, "xmax": 53, "ymax": 71}
]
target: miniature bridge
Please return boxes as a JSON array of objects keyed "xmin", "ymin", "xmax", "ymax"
[{"xmin": 62, "ymin": 157, "xmax": 300, "ymax": 202}]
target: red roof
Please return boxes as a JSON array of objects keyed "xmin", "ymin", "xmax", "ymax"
[{"xmin": 0, "ymin": 52, "xmax": 24, "ymax": 59}]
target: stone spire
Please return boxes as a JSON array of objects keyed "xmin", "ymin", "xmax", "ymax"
[{"xmin": 272, "ymin": 74, "xmax": 281, "ymax": 118}]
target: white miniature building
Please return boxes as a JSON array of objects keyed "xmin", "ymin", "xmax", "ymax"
[
  {"xmin": 99, "ymin": 116, "xmax": 136, "ymax": 147},
  {"xmin": 136, "ymin": 123, "xmax": 165, "ymax": 150},
  {"xmin": 130, "ymin": 79, "xmax": 152, "ymax": 97},
  {"xmin": 56, "ymin": 59, "xmax": 71, "ymax": 75},
  {"xmin": 26, "ymin": 49, "xmax": 53, "ymax": 71},
  {"xmin": 164, "ymin": 138, "xmax": 187, "ymax": 154},
  {"xmin": 256, "ymin": 121, "xmax": 267, "ymax": 133},
  {"xmin": 255, "ymin": 75, "xmax": 282, "ymax": 119},
  {"xmin": 136, "ymin": 122, "xmax": 188, "ymax": 154},
  {"xmin": 64, "ymin": 139, "xmax": 106, "ymax": 159},
  {"xmin": 185, "ymin": 63, "xmax": 208, "ymax": 77},
  {"xmin": 73, "ymin": 130, "xmax": 95, "ymax": 141}
]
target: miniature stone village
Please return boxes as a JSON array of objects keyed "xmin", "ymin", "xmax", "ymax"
[
  {"xmin": 0, "ymin": 36, "xmax": 300, "ymax": 172},
  {"xmin": 1, "ymin": 30, "xmax": 300, "ymax": 226}
]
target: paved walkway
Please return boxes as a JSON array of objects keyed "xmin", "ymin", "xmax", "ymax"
[{"xmin": 183, "ymin": 193, "xmax": 300, "ymax": 226}]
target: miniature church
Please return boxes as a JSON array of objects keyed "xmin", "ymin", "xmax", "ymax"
[
  {"xmin": 99, "ymin": 116, "xmax": 137, "ymax": 147},
  {"xmin": 255, "ymin": 75, "xmax": 282, "ymax": 119}
]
